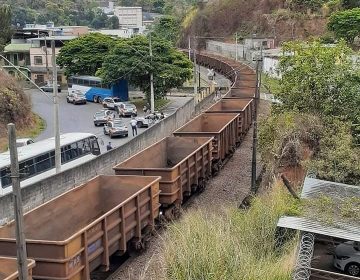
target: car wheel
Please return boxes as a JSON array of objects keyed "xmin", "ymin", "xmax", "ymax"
[
  {"xmin": 97, "ymin": 96, "xmax": 102, "ymax": 103},
  {"xmin": 137, "ymin": 122, "xmax": 143, "ymax": 128},
  {"xmin": 93, "ymin": 96, "xmax": 97, "ymax": 103},
  {"xmin": 72, "ymin": 100, "xmax": 76, "ymax": 105},
  {"xmin": 125, "ymin": 134, "xmax": 128, "ymax": 137},
  {"xmin": 66, "ymin": 98, "xmax": 70, "ymax": 103},
  {"xmin": 345, "ymin": 263, "xmax": 360, "ymax": 276},
  {"xmin": 94, "ymin": 123, "xmax": 98, "ymax": 127}
]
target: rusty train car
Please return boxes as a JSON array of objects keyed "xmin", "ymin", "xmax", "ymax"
[{"xmin": 0, "ymin": 52, "xmax": 257, "ymax": 280}]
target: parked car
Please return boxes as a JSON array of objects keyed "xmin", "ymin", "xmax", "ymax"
[
  {"xmin": 16, "ymin": 138, "xmax": 34, "ymax": 148},
  {"xmin": 66, "ymin": 90, "xmax": 87, "ymax": 105},
  {"xmin": 117, "ymin": 103, "xmax": 137, "ymax": 117},
  {"xmin": 135, "ymin": 112, "xmax": 167, "ymax": 128},
  {"xmin": 334, "ymin": 241, "xmax": 360, "ymax": 276},
  {"xmin": 40, "ymin": 83, "xmax": 61, "ymax": 93},
  {"xmin": 103, "ymin": 119, "xmax": 128, "ymax": 138},
  {"xmin": 93, "ymin": 110, "xmax": 115, "ymax": 126},
  {"xmin": 102, "ymin": 97, "xmax": 124, "ymax": 110}
]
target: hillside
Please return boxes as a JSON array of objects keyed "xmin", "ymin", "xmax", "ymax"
[{"xmin": 181, "ymin": 0, "xmax": 338, "ymax": 46}]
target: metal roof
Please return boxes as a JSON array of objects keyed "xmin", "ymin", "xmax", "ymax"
[
  {"xmin": 278, "ymin": 216, "xmax": 360, "ymax": 242},
  {"xmin": 277, "ymin": 177, "xmax": 360, "ymax": 241},
  {"xmin": 4, "ymin": 43, "xmax": 31, "ymax": 53},
  {"xmin": 301, "ymin": 177, "xmax": 360, "ymax": 199}
]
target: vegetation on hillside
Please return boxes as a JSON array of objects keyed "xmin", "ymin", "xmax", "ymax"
[
  {"xmin": 0, "ymin": 72, "xmax": 34, "ymax": 137},
  {"xmin": 160, "ymin": 184, "xmax": 299, "ymax": 280},
  {"xmin": 328, "ymin": 8, "xmax": 360, "ymax": 43},
  {"xmin": 259, "ymin": 40, "xmax": 360, "ymax": 185}
]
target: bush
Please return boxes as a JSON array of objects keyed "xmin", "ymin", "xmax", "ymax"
[
  {"xmin": 160, "ymin": 185, "xmax": 299, "ymax": 280},
  {"xmin": 0, "ymin": 71, "xmax": 32, "ymax": 136}
]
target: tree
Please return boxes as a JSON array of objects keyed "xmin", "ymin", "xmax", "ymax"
[
  {"xmin": 98, "ymin": 36, "xmax": 192, "ymax": 100},
  {"xmin": 107, "ymin": 15, "xmax": 119, "ymax": 29},
  {"xmin": 276, "ymin": 40, "xmax": 360, "ymax": 129},
  {"xmin": 57, "ymin": 33, "xmax": 116, "ymax": 76},
  {"xmin": 0, "ymin": 5, "xmax": 12, "ymax": 51},
  {"xmin": 91, "ymin": 10, "xmax": 108, "ymax": 29},
  {"xmin": 342, "ymin": 0, "xmax": 360, "ymax": 9},
  {"xmin": 328, "ymin": 8, "xmax": 360, "ymax": 43},
  {"xmin": 152, "ymin": 16, "xmax": 180, "ymax": 45}
]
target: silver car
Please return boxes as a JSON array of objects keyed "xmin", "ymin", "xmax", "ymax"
[
  {"xmin": 103, "ymin": 120, "xmax": 128, "ymax": 138},
  {"xmin": 93, "ymin": 110, "xmax": 115, "ymax": 126},
  {"xmin": 117, "ymin": 103, "xmax": 137, "ymax": 117}
]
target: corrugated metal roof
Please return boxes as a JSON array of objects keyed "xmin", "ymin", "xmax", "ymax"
[
  {"xmin": 301, "ymin": 177, "xmax": 360, "ymax": 199},
  {"xmin": 278, "ymin": 216, "xmax": 360, "ymax": 242},
  {"xmin": 4, "ymin": 43, "xmax": 31, "ymax": 53},
  {"xmin": 277, "ymin": 177, "xmax": 360, "ymax": 241}
]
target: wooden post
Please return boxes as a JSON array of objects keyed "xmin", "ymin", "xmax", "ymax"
[{"xmin": 8, "ymin": 123, "xmax": 28, "ymax": 280}]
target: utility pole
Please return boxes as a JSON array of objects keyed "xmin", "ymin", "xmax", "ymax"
[
  {"xmin": 44, "ymin": 36, "xmax": 49, "ymax": 83},
  {"xmin": 193, "ymin": 36, "xmax": 198, "ymax": 95},
  {"xmin": 251, "ymin": 48, "xmax": 263, "ymax": 194},
  {"xmin": 235, "ymin": 32, "xmax": 238, "ymax": 61},
  {"xmin": 149, "ymin": 33, "xmax": 155, "ymax": 113},
  {"xmin": 51, "ymin": 40, "xmax": 61, "ymax": 173},
  {"xmin": 8, "ymin": 123, "xmax": 28, "ymax": 280},
  {"xmin": 188, "ymin": 36, "xmax": 191, "ymax": 60}
]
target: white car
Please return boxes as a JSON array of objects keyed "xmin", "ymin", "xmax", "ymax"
[
  {"xmin": 334, "ymin": 241, "xmax": 360, "ymax": 276},
  {"xmin": 135, "ymin": 112, "xmax": 167, "ymax": 128},
  {"xmin": 102, "ymin": 97, "xmax": 124, "ymax": 110},
  {"xmin": 117, "ymin": 103, "xmax": 137, "ymax": 117},
  {"xmin": 66, "ymin": 90, "xmax": 87, "ymax": 105},
  {"xmin": 16, "ymin": 138, "xmax": 34, "ymax": 148}
]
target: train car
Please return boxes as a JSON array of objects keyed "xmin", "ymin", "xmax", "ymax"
[
  {"xmin": 173, "ymin": 113, "xmax": 239, "ymax": 174},
  {"xmin": 0, "ymin": 257, "xmax": 35, "ymax": 280},
  {"xmin": 206, "ymin": 99, "xmax": 254, "ymax": 144},
  {"xmin": 113, "ymin": 137, "xmax": 213, "ymax": 219},
  {"xmin": 0, "ymin": 175, "xmax": 161, "ymax": 280}
]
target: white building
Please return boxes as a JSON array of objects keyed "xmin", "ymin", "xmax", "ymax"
[
  {"xmin": 114, "ymin": 6, "xmax": 143, "ymax": 28},
  {"xmin": 92, "ymin": 28, "xmax": 134, "ymax": 38}
]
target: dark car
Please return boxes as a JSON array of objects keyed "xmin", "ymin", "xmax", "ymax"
[{"xmin": 40, "ymin": 83, "xmax": 61, "ymax": 93}]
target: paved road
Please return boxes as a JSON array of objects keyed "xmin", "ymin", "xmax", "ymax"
[{"xmin": 26, "ymin": 89, "xmax": 192, "ymax": 153}]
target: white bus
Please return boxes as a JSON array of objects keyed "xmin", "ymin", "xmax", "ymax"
[{"xmin": 0, "ymin": 133, "xmax": 101, "ymax": 196}]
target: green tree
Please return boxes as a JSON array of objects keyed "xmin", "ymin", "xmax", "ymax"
[
  {"xmin": 98, "ymin": 36, "xmax": 192, "ymax": 100},
  {"xmin": 57, "ymin": 33, "xmax": 116, "ymax": 76},
  {"xmin": 107, "ymin": 15, "xmax": 119, "ymax": 29},
  {"xmin": 0, "ymin": 5, "xmax": 12, "ymax": 51},
  {"xmin": 152, "ymin": 16, "xmax": 180, "ymax": 45},
  {"xmin": 276, "ymin": 40, "xmax": 360, "ymax": 129},
  {"xmin": 91, "ymin": 9, "xmax": 108, "ymax": 29},
  {"xmin": 328, "ymin": 8, "xmax": 360, "ymax": 43}
]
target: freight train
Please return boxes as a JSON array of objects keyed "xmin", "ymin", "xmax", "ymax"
[{"xmin": 0, "ymin": 52, "xmax": 257, "ymax": 280}]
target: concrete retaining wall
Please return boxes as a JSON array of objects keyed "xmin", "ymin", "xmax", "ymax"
[{"xmin": 0, "ymin": 94, "xmax": 216, "ymax": 224}]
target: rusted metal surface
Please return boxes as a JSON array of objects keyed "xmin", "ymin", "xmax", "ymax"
[
  {"xmin": 0, "ymin": 257, "xmax": 35, "ymax": 280},
  {"xmin": 113, "ymin": 137, "xmax": 213, "ymax": 215},
  {"xmin": 0, "ymin": 175, "xmax": 161, "ymax": 280},
  {"xmin": 173, "ymin": 113, "xmax": 239, "ymax": 164},
  {"xmin": 206, "ymin": 99, "xmax": 254, "ymax": 143}
]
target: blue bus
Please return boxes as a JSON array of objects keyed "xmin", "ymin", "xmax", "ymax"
[{"xmin": 68, "ymin": 76, "xmax": 129, "ymax": 103}]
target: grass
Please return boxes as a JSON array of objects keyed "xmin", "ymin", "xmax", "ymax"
[
  {"xmin": 131, "ymin": 98, "xmax": 171, "ymax": 111},
  {"xmin": 158, "ymin": 184, "xmax": 299, "ymax": 280},
  {"xmin": 0, "ymin": 114, "xmax": 45, "ymax": 152}
]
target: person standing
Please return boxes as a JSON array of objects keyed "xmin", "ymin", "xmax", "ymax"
[
  {"xmin": 130, "ymin": 117, "xmax": 138, "ymax": 136},
  {"xmin": 106, "ymin": 142, "xmax": 113, "ymax": 151}
]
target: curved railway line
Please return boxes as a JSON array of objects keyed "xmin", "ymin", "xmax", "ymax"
[{"xmin": 0, "ymin": 52, "xmax": 258, "ymax": 280}]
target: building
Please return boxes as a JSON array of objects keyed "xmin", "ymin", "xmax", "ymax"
[
  {"xmin": 92, "ymin": 28, "xmax": 134, "ymax": 38},
  {"xmin": 114, "ymin": 7, "xmax": 143, "ymax": 29},
  {"xmin": 28, "ymin": 36, "xmax": 77, "ymax": 85},
  {"xmin": 99, "ymin": 1, "xmax": 115, "ymax": 14},
  {"xmin": 244, "ymin": 37, "xmax": 275, "ymax": 50},
  {"xmin": 277, "ymin": 177, "xmax": 360, "ymax": 279}
]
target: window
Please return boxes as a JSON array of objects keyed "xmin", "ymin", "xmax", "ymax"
[
  {"xmin": 34, "ymin": 56, "xmax": 43, "ymax": 65},
  {"xmin": 35, "ymin": 153, "xmax": 52, "ymax": 173},
  {"xmin": 19, "ymin": 159, "xmax": 36, "ymax": 179},
  {"xmin": 0, "ymin": 168, "xmax": 11, "ymax": 189}
]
